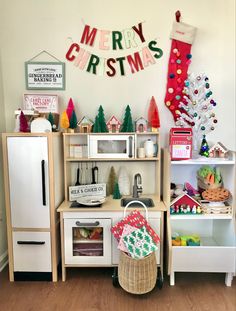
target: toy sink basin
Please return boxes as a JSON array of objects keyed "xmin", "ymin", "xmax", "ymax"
[{"xmin": 121, "ymin": 197, "xmax": 154, "ymax": 208}]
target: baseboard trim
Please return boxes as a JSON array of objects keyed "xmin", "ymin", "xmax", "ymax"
[
  {"xmin": 0, "ymin": 250, "xmax": 8, "ymax": 272},
  {"xmin": 14, "ymin": 271, "xmax": 52, "ymax": 281}
]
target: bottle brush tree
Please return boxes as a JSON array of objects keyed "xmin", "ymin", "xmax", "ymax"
[
  {"xmin": 107, "ymin": 166, "xmax": 117, "ymax": 195},
  {"xmin": 66, "ymin": 98, "xmax": 75, "ymax": 120},
  {"xmin": 113, "ymin": 182, "xmax": 122, "ymax": 199},
  {"xmin": 60, "ymin": 111, "xmax": 70, "ymax": 131},
  {"xmin": 120, "ymin": 105, "xmax": 134, "ymax": 132},
  {"xmin": 70, "ymin": 110, "xmax": 78, "ymax": 130},
  {"xmin": 148, "ymin": 96, "xmax": 160, "ymax": 131},
  {"xmin": 48, "ymin": 112, "xmax": 56, "ymax": 131},
  {"xmin": 19, "ymin": 111, "xmax": 29, "ymax": 132}
]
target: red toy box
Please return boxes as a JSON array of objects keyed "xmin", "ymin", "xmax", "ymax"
[{"xmin": 170, "ymin": 128, "xmax": 192, "ymax": 160}]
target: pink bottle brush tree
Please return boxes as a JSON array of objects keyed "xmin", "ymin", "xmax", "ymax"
[
  {"xmin": 19, "ymin": 111, "xmax": 29, "ymax": 132},
  {"xmin": 66, "ymin": 98, "xmax": 75, "ymax": 120}
]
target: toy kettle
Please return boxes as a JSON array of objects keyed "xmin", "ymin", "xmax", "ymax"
[{"xmin": 144, "ymin": 139, "xmax": 154, "ymax": 157}]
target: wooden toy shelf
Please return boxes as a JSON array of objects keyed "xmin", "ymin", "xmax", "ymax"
[{"xmin": 163, "ymin": 149, "xmax": 236, "ymax": 287}]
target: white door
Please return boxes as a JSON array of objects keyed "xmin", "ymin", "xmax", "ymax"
[
  {"xmin": 12, "ymin": 231, "xmax": 52, "ymax": 272},
  {"xmin": 7, "ymin": 137, "xmax": 50, "ymax": 228}
]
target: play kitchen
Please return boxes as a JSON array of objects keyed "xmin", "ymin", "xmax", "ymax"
[{"xmin": 57, "ymin": 131, "xmax": 164, "ymax": 283}]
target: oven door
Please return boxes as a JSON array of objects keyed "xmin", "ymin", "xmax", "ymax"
[
  {"xmin": 88, "ymin": 135, "xmax": 134, "ymax": 158},
  {"xmin": 64, "ymin": 218, "xmax": 111, "ymax": 265}
]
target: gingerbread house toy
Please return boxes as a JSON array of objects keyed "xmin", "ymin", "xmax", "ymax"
[
  {"xmin": 77, "ymin": 116, "xmax": 94, "ymax": 133},
  {"xmin": 170, "ymin": 193, "xmax": 202, "ymax": 214},
  {"xmin": 106, "ymin": 115, "xmax": 121, "ymax": 133},
  {"xmin": 135, "ymin": 117, "xmax": 148, "ymax": 133},
  {"xmin": 209, "ymin": 142, "xmax": 229, "ymax": 158}
]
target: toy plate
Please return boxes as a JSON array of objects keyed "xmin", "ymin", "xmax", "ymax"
[{"xmin": 76, "ymin": 196, "xmax": 106, "ymax": 206}]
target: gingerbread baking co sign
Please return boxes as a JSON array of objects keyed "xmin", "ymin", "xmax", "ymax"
[{"xmin": 65, "ymin": 22, "xmax": 163, "ymax": 77}]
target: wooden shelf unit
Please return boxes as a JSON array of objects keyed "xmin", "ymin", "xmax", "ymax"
[
  {"xmin": 63, "ymin": 132, "xmax": 161, "ymax": 201},
  {"xmin": 58, "ymin": 132, "xmax": 164, "ymax": 282}
]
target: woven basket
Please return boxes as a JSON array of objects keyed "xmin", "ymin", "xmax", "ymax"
[
  {"xmin": 118, "ymin": 251, "xmax": 157, "ymax": 294},
  {"xmin": 197, "ymin": 176, "xmax": 222, "ymax": 192}
]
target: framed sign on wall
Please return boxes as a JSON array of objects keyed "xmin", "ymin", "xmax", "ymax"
[
  {"xmin": 25, "ymin": 61, "xmax": 65, "ymax": 90},
  {"xmin": 23, "ymin": 94, "xmax": 59, "ymax": 113}
]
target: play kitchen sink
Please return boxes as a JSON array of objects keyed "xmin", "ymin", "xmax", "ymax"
[
  {"xmin": 120, "ymin": 172, "xmax": 154, "ymax": 207},
  {"xmin": 120, "ymin": 197, "xmax": 154, "ymax": 207}
]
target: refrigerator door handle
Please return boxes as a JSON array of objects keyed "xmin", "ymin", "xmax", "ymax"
[
  {"xmin": 41, "ymin": 160, "xmax": 46, "ymax": 206},
  {"xmin": 17, "ymin": 241, "xmax": 46, "ymax": 245}
]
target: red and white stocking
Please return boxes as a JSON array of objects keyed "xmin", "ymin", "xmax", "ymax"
[{"xmin": 164, "ymin": 13, "xmax": 197, "ymax": 121}]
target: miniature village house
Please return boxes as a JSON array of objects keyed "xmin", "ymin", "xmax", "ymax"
[
  {"xmin": 209, "ymin": 142, "xmax": 228, "ymax": 158},
  {"xmin": 106, "ymin": 115, "xmax": 121, "ymax": 133},
  {"xmin": 135, "ymin": 117, "xmax": 148, "ymax": 133},
  {"xmin": 170, "ymin": 193, "xmax": 202, "ymax": 214},
  {"xmin": 77, "ymin": 116, "xmax": 94, "ymax": 133}
]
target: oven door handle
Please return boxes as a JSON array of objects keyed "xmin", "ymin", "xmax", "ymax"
[
  {"xmin": 128, "ymin": 136, "xmax": 133, "ymax": 158},
  {"xmin": 75, "ymin": 221, "xmax": 100, "ymax": 227}
]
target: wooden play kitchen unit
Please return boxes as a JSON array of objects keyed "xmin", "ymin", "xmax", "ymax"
[
  {"xmin": 163, "ymin": 149, "xmax": 236, "ymax": 286},
  {"xmin": 2, "ymin": 133, "xmax": 64, "ymax": 282},
  {"xmin": 57, "ymin": 132, "xmax": 165, "ymax": 283}
]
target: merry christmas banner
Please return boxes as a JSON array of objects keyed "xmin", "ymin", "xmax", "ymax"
[{"xmin": 65, "ymin": 22, "xmax": 163, "ymax": 77}]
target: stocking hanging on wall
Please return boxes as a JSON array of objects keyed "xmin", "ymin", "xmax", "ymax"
[{"xmin": 164, "ymin": 11, "xmax": 197, "ymax": 121}]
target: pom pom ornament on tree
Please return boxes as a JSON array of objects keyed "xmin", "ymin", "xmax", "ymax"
[{"xmin": 175, "ymin": 73, "xmax": 217, "ymax": 155}]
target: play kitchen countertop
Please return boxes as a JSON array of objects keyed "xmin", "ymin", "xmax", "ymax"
[{"xmin": 57, "ymin": 195, "xmax": 166, "ymax": 213}]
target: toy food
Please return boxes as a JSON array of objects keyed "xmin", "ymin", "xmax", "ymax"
[
  {"xmin": 90, "ymin": 227, "xmax": 103, "ymax": 240},
  {"xmin": 202, "ymin": 188, "xmax": 230, "ymax": 202}
]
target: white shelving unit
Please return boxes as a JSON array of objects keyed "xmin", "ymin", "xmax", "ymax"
[{"xmin": 163, "ymin": 149, "xmax": 236, "ymax": 286}]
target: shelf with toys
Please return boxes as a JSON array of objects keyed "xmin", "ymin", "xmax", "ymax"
[
  {"xmin": 63, "ymin": 132, "xmax": 160, "ymax": 202},
  {"xmin": 163, "ymin": 148, "xmax": 236, "ymax": 287},
  {"xmin": 61, "ymin": 101, "xmax": 161, "ymax": 202}
]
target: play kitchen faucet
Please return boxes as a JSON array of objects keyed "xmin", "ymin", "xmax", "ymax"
[{"xmin": 132, "ymin": 173, "xmax": 143, "ymax": 198}]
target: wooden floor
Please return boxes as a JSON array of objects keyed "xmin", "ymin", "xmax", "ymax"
[{"xmin": 0, "ymin": 267, "xmax": 235, "ymax": 311}]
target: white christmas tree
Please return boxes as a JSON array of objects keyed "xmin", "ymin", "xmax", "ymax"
[
  {"xmin": 175, "ymin": 73, "xmax": 218, "ymax": 153},
  {"xmin": 118, "ymin": 166, "xmax": 131, "ymax": 195}
]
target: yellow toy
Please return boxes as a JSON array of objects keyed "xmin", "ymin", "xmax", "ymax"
[{"xmin": 172, "ymin": 234, "xmax": 200, "ymax": 246}]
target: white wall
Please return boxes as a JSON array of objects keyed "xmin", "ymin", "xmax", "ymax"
[
  {"xmin": 0, "ymin": 0, "xmax": 235, "ymax": 265},
  {"xmin": 0, "ymin": 0, "xmax": 235, "ymax": 149}
]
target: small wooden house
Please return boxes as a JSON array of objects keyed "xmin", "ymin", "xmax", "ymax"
[
  {"xmin": 77, "ymin": 116, "xmax": 94, "ymax": 133},
  {"xmin": 170, "ymin": 193, "xmax": 201, "ymax": 214},
  {"xmin": 209, "ymin": 142, "xmax": 228, "ymax": 158},
  {"xmin": 106, "ymin": 115, "xmax": 121, "ymax": 133},
  {"xmin": 135, "ymin": 117, "xmax": 148, "ymax": 133}
]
